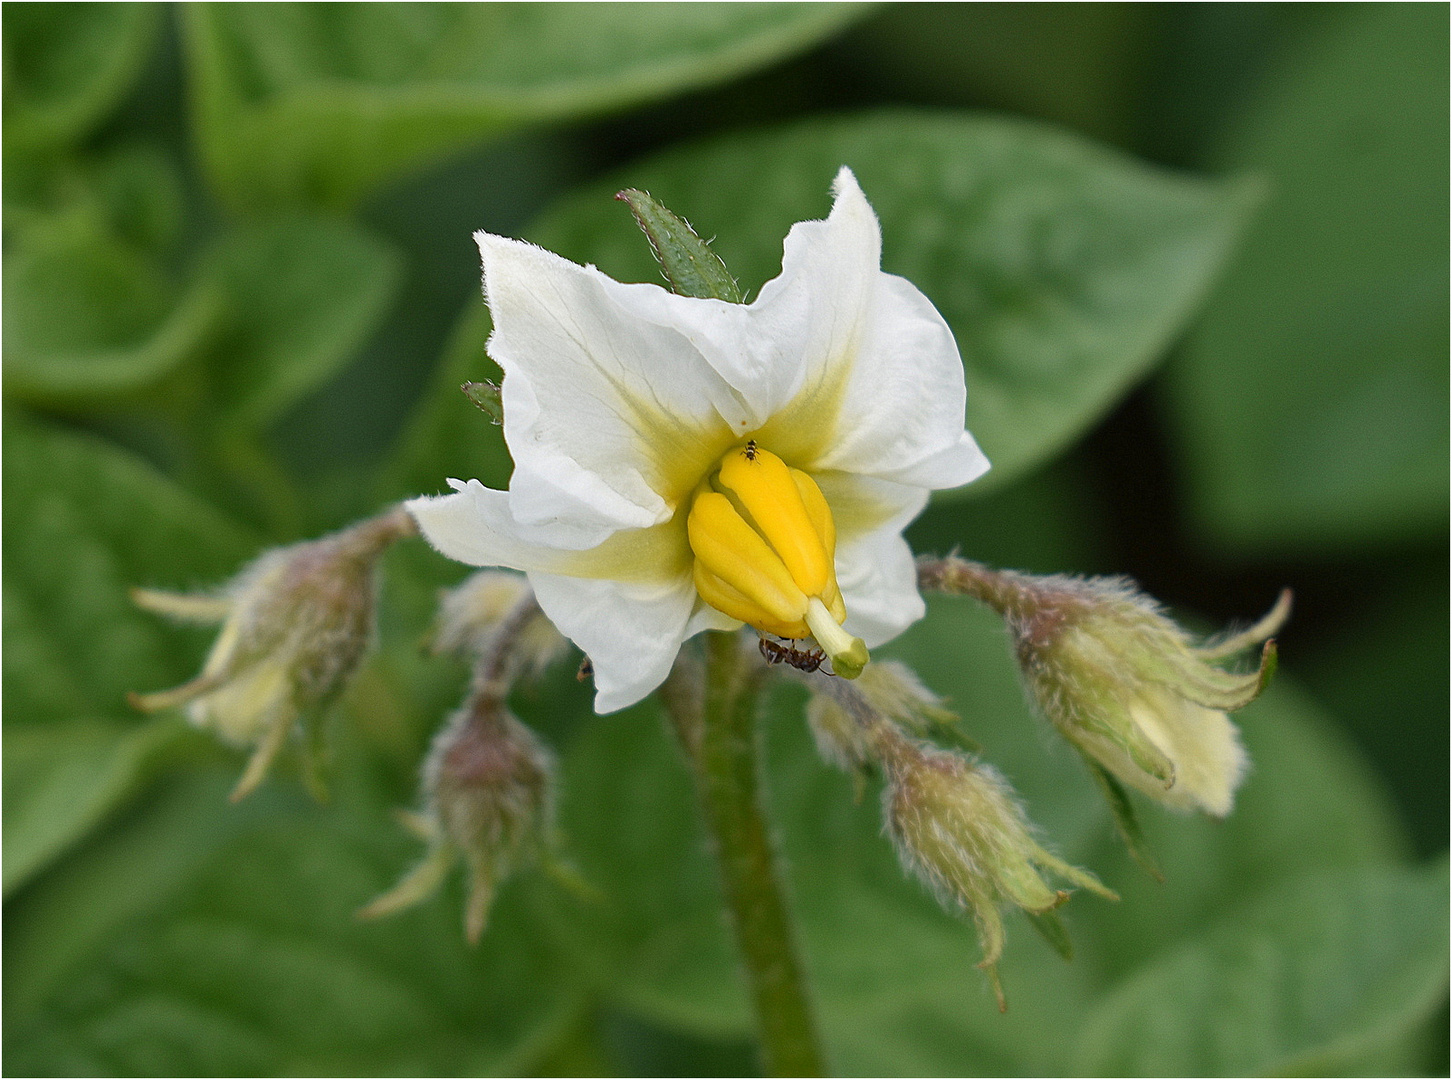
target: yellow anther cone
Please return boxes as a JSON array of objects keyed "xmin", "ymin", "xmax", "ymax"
[{"xmin": 687, "ymin": 443, "xmax": 867, "ymax": 677}]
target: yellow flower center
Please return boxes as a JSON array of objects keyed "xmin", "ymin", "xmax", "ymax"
[{"xmin": 686, "ymin": 441, "xmax": 868, "ymax": 678}]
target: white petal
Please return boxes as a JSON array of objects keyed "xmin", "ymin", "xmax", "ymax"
[
  {"xmin": 594, "ymin": 167, "xmax": 883, "ymax": 450},
  {"xmin": 477, "ymin": 232, "xmax": 745, "ymax": 541},
  {"xmin": 677, "ymin": 167, "xmax": 986, "ymax": 494},
  {"xmin": 837, "ymin": 526, "xmax": 925, "ymax": 649},
  {"xmin": 816, "ymin": 472, "xmax": 931, "ymax": 648},
  {"xmin": 732, "ymin": 166, "xmax": 883, "ymax": 422},
  {"xmin": 406, "ymin": 479, "xmax": 690, "ymax": 579},
  {"xmin": 810, "ymin": 271, "xmax": 990, "ymax": 490},
  {"xmin": 527, "ymin": 570, "xmax": 697, "ymax": 713},
  {"xmin": 1130, "ymin": 696, "xmax": 1248, "ymax": 817}
]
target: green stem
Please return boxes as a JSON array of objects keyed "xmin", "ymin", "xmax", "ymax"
[{"xmin": 686, "ymin": 632, "xmax": 826, "ymax": 1076}]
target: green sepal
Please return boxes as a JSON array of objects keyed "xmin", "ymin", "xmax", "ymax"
[
  {"xmin": 461, "ymin": 379, "xmax": 504, "ymax": 424},
  {"xmin": 616, "ymin": 189, "xmax": 742, "ymax": 303},
  {"xmin": 1087, "ymin": 760, "xmax": 1166, "ymax": 883},
  {"xmin": 1026, "ymin": 908, "xmax": 1075, "ymax": 963}
]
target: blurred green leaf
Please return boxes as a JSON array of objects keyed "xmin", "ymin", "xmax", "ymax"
[
  {"xmin": 182, "ymin": 3, "xmax": 868, "ymax": 212},
  {"xmin": 5, "ymin": 142, "xmax": 186, "ymax": 253},
  {"xmin": 905, "ymin": 452, "xmax": 1112, "ymax": 575},
  {"xmin": 83, "ymin": 142, "xmax": 187, "ymax": 257},
  {"xmin": 551, "ymin": 595, "xmax": 1410, "ymax": 1074},
  {"xmin": 529, "ymin": 111, "xmax": 1255, "ymax": 495},
  {"xmin": 1295, "ymin": 571, "xmax": 1451, "ymax": 859},
  {"xmin": 1075, "ymin": 858, "xmax": 1450, "ymax": 1076},
  {"xmin": 4, "ymin": 770, "xmax": 576, "ymax": 1076},
  {"xmin": 203, "ymin": 216, "xmax": 402, "ymax": 429},
  {"xmin": 1165, "ymin": 4, "xmax": 1450, "ymax": 552},
  {"xmin": 2, "ymin": 3, "xmax": 160, "ymax": 156},
  {"xmin": 3, "ymin": 414, "xmax": 257, "ymax": 728},
  {"xmin": 837, "ymin": 5, "xmax": 1149, "ymax": 144},
  {"xmin": 3, "ymin": 717, "xmax": 198, "ymax": 898},
  {"xmin": 549, "ymin": 698, "xmax": 747, "ymax": 1039},
  {"xmin": 5, "ymin": 589, "xmax": 1423, "ymax": 1076},
  {"xmin": 3, "ymin": 212, "xmax": 223, "ymax": 403},
  {"xmin": 375, "ymin": 303, "xmax": 512, "ymax": 506}
]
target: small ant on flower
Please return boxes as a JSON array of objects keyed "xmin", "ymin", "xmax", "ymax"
[{"xmin": 758, "ymin": 635, "xmax": 830, "ymax": 674}]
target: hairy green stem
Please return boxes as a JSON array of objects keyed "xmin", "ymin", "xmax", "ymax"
[{"xmin": 682, "ymin": 632, "xmax": 826, "ymax": 1076}]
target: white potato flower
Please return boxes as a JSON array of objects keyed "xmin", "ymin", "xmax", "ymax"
[{"xmin": 408, "ymin": 168, "xmax": 989, "ymax": 712}]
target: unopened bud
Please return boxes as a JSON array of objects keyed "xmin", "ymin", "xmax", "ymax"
[
  {"xmin": 806, "ymin": 660, "xmax": 954, "ymax": 770},
  {"xmin": 1007, "ymin": 578, "xmax": 1289, "ymax": 818},
  {"xmin": 130, "ymin": 507, "xmax": 414, "ymax": 800},
  {"xmin": 433, "ymin": 570, "xmax": 567, "ymax": 678},
  {"xmin": 885, "ymin": 744, "xmax": 1115, "ymax": 1005},
  {"xmin": 361, "ymin": 699, "xmax": 554, "ymax": 944},
  {"xmin": 882, "ymin": 743, "xmax": 1109, "ymax": 1004}
]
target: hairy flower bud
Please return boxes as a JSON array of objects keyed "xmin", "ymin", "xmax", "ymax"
[
  {"xmin": 805, "ymin": 660, "xmax": 954, "ymax": 770},
  {"xmin": 918, "ymin": 557, "xmax": 1288, "ymax": 819},
  {"xmin": 433, "ymin": 569, "xmax": 568, "ymax": 676},
  {"xmin": 360, "ymin": 699, "xmax": 554, "ymax": 943},
  {"xmin": 884, "ymin": 743, "xmax": 1115, "ymax": 1005},
  {"xmin": 1007, "ymin": 578, "xmax": 1289, "ymax": 817},
  {"xmin": 130, "ymin": 507, "xmax": 414, "ymax": 800}
]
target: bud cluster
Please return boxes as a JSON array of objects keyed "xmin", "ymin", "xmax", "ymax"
[{"xmin": 783, "ymin": 662, "xmax": 1111, "ymax": 1006}]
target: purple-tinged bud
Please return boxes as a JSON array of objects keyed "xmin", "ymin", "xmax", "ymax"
[
  {"xmin": 884, "ymin": 741, "xmax": 1115, "ymax": 1006},
  {"xmin": 361, "ymin": 699, "xmax": 554, "ymax": 943},
  {"xmin": 130, "ymin": 506, "xmax": 415, "ymax": 800},
  {"xmin": 919, "ymin": 557, "xmax": 1288, "ymax": 819},
  {"xmin": 1009, "ymin": 579, "xmax": 1288, "ymax": 818}
]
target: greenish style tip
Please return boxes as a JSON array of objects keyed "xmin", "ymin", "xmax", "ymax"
[
  {"xmin": 461, "ymin": 380, "xmax": 503, "ymax": 424},
  {"xmin": 616, "ymin": 188, "xmax": 743, "ymax": 303}
]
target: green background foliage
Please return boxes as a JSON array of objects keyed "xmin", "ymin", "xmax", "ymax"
[{"xmin": 5, "ymin": 4, "xmax": 1446, "ymax": 1075}]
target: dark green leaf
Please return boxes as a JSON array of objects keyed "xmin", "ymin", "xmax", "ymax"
[
  {"xmin": 2, "ymin": 3, "xmax": 160, "ymax": 155},
  {"xmin": 1165, "ymin": 4, "xmax": 1450, "ymax": 552},
  {"xmin": 204, "ymin": 216, "xmax": 402, "ymax": 428},
  {"xmin": 5, "ymin": 142, "xmax": 186, "ymax": 256},
  {"xmin": 3, "ymin": 416, "xmax": 257, "ymax": 886},
  {"xmin": 1296, "ymin": 573, "xmax": 1450, "ymax": 859},
  {"xmin": 85, "ymin": 143, "xmax": 187, "ymax": 257},
  {"xmin": 1025, "ymin": 909, "xmax": 1074, "ymax": 963},
  {"xmin": 3, "ymin": 414, "xmax": 258, "ymax": 729},
  {"xmin": 836, "ymin": 5, "xmax": 1148, "ymax": 144},
  {"xmin": 529, "ymin": 111, "xmax": 1256, "ymax": 495},
  {"xmin": 3, "ymin": 717, "xmax": 199, "ymax": 897},
  {"xmin": 182, "ymin": 4, "xmax": 869, "ymax": 211},
  {"xmin": 1087, "ymin": 761, "xmax": 1164, "ymax": 883},
  {"xmin": 3, "ymin": 214, "xmax": 223, "ymax": 403},
  {"xmin": 4, "ymin": 770, "xmax": 576, "ymax": 1076},
  {"xmin": 1075, "ymin": 859, "xmax": 1451, "ymax": 1076}
]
